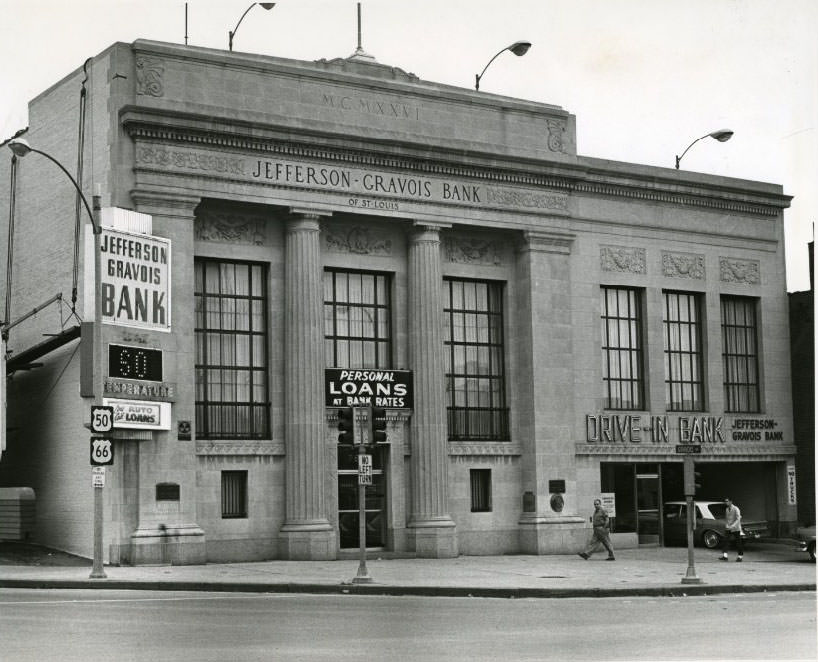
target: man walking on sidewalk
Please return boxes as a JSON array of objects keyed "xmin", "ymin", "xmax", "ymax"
[
  {"xmin": 578, "ymin": 498, "xmax": 615, "ymax": 561},
  {"xmin": 720, "ymin": 497, "xmax": 744, "ymax": 562}
]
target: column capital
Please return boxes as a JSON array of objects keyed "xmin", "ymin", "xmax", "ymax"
[
  {"xmin": 289, "ymin": 207, "xmax": 333, "ymax": 221},
  {"xmin": 518, "ymin": 229, "xmax": 575, "ymax": 255},
  {"xmin": 130, "ymin": 189, "xmax": 200, "ymax": 220}
]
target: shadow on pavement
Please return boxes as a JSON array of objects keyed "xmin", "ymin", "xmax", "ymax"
[{"xmin": 0, "ymin": 541, "xmax": 90, "ymax": 567}]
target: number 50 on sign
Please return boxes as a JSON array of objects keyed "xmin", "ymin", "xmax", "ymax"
[{"xmin": 90, "ymin": 437, "xmax": 114, "ymax": 466}]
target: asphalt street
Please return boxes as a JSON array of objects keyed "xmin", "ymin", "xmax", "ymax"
[{"xmin": 1, "ymin": 588, "xmax": 815, "ymax": 662}]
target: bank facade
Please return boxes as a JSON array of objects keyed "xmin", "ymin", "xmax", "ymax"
[{"xmin": 0, "ymin": 40, "xmax": 796, "ymax": 563}]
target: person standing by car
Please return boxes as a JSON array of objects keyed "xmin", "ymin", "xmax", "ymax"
[
  {"xmin": 720, "ymin": 497, "xmax": 744, "ymax": 562},
  {"xmin": 578, "ymin": 498, "xmax": 615, "ymax": 561}
]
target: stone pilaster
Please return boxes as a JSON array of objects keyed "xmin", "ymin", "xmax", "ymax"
[
  {"xmin": 279, "ymin": 209, "xmax": 336, "ymax": 560},
  {"xmin": 407, "ymin": 222, "xmax": 457, "ymax": 558},
  {"xmin": 124, "ymin": 192, "xmax": 205, "ymax": 565},
  {"xmin": 515, "ymin": 230, "xmax": 585, "ymax": 554}
]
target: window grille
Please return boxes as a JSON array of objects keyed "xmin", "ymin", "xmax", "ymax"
[
  {"xmin": 221, "ymin": 470, "xmax": 248, "ymax": 519},
  {"xmin": 721, "ymin": 296, "xmax": 760, "ymax": 412},
  {"xmin": 443, "ymin": 278, "xmax": 509, "ymax": 441},
  {"xmin": 601, "ymin": 287, "xmax": 645, "ymax": 409},
  {"xmin": 470, "ymin": 469, "xmax": 492, "ymax": 512},
  {"xmin": 663, "ymin": 291, "xmax": 704, "ymax": 411},
  {"xmin": 324, "ymin": 269, "xmax": 392, "ymax": 369},
  {"xmin": 195, "ymin": 259, "xmax": 269, "ymax": 439}
]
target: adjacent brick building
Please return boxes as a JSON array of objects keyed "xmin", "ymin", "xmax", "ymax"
[{"xmin": 0, "ymin": 40, "xmax": 799, "ymax": 563}]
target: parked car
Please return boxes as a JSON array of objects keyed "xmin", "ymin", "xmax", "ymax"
[
  {"xmin": 792, "ymin": 525, "xmax": 815, "ymax": 562},
  {"xmin": 663, "ymin": 500, "xmax": 769, "ymax": 549}
]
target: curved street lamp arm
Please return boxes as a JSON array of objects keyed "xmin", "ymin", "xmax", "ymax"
[
  {"xmin": 675, "ymin": 133, "xmax": 710, "ymax": 169},
  {"xmin": 229, "ymin": 3, "xmax": 257, "ymax": 50},
  {"xmin": 28, "ymin": 147, "xmax": 99, "ymax": 234},
  {"xmin": 475, "ymin": 46, "xmax": 510, "ymax": 91}
]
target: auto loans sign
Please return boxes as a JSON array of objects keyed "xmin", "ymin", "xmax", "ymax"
[{"xmin": 100, "ymin": 229, "xmax": 171, "ymax": 331}]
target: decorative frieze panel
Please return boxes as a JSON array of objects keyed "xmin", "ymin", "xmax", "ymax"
[
  {"xmin": 195, "ymin": 209, "xmax": 266, "ymax": 245},
  {"xmin": 196, "ymin": 441, "xmax": 285, "ymax": 456},
  {"xmin": 448, "ymin": 442, "xmax": 522, "ymax": 456},
  {"xmin": 600, "ymin": 246, "xmax": 646, "ymax": 274},
  {"xmin": 443, "ymin": 236, "xmax": 504, "ymax": 265},
  {"xmin": 662, "ymin": 251, "xmax": 705, "ymax": 280},
  {"xmin": 484, "ymin": 187, "xmax": 569, "ymax": 211},
  {"xmin": 324, "ymin": 225, "xmax": 392, "ymax": 255},
  {"xmin": 720, "ymin": 257, "xmax": 761, "ymax": 285},
  {"xmin": 135, "ymin": 56, "xmax": 164, "ymax": 97}
]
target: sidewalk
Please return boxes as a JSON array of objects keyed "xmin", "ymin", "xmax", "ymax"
[{"xmin": 1, "ymin": 544, "xmax": 815, "ymax": 598}]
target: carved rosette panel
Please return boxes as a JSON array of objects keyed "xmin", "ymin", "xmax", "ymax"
[
  {"xmin": 443, "ymin": 236, "xmax": 504, "ymax": 265},
  {"xmin": 662, "ymin": 251, "xmax": 705, "ymax": 280},
  {"xmin": 600, "ymin": 246, "xmax": 646, "ymax": 274},
  {"xmin": 195, "ymin": 210, "xmax": 266, "ymax": 245},
  {"xmin": 135, "ymin": 56, "xmax": 164, "ymax": 97},
  {"xmin": 720, "ymin": 257, "xmax": 761, "ymax": 285},
  {"xmin": 546, "ymin": 119, "xmax": 568, "ymax": 153},
  {"xmin": 324, "ymin": 225, "xmax": 392, "ymax": 255}
]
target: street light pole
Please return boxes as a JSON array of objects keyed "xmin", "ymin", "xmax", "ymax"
[
  {"xmin": 6, "ymin": 138, "xmax": 106, "ymax": 578},
  {"xmin": 681, "ymin": 456, "xmax": 703, "ymax": 585}
]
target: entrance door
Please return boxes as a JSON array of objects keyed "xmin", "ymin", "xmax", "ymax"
[
  {"xmin": 636, "ymin": 464, "xmax": 661, "ymax": 544},
  {"xmin": 338, "ymin": 445, "xmax": 386, "ymax": 549}
]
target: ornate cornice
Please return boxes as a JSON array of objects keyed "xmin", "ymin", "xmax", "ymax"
[{"xmin": 123, "ymin": 118, "xmax": 787, "ymax": 218}]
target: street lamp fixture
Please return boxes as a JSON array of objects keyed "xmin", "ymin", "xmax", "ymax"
[
  {"xmin": 7, "ymin": 137, "xmax": 106, "ymax": 579},
  {"xmin": 675, "ymin": 129, "xmax": 734, "ymax": 170},
  {"xmin": 229, "ymin": 2, "xmax": 276, "ymax": 51},
  {"xmin": 475, "ymin": 41, "xmax": 532, "ymax": 91}
]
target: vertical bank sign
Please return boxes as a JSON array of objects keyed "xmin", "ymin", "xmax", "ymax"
[{"xmin": 100, "ymin": 229, "xmax": 171, "ymax": 331}]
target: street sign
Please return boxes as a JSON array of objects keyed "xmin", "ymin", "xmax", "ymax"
[
  {"xmin": 90, "ymin": 405, "xmax": 114, "ymax": 433},
  {"xmin": 358, "ymin": 454, "xmax": 373, "ymax": 485},
  {"xmin": 675, "ymin": 444, "xmax": 702, "ymax": 454},
  {"xmin": 91, "ymin": 466, "xmax": 106, "ymax": 488},
  {"xmin": 90, "ymin": 437, "xmax": 114, "ymax": 466}
]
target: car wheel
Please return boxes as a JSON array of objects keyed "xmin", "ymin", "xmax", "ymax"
[
  {"xmin": 808, "ymin": 542, "xmax": 815, "ymax": 563},
  {"xmin": 702, "ymin": 530, "xmax": 721, "ymax": 549}
]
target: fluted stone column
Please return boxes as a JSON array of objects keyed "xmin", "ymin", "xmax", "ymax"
[
  {"xmin": 279, "ymin": 209, "xmax": 335, "ymax": 560},
  {"xmin": 407, "ymin": 222, "xmax": 457, "ymax": 558}
]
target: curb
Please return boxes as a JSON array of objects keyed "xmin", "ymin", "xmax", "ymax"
[{"xmin": 1, "ymin": 578, "xmax": 814, "ymax": 598}]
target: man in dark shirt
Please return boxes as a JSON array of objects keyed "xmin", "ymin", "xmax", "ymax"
[{"xmin": 578, "ymin": 498, "xmax": 615, "ymax": 560}]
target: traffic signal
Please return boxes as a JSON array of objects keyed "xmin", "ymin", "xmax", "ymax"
[
  {"xmin": 693, "ymin": 470, "xmax": 702, "ymax": 495},
  {"xmin": 370, "ymin": 406, "xmax": 387, "ymax": 444},
  {"xmin": 337, "ymin": 407, "xmax": 354, "ymax": 445}
]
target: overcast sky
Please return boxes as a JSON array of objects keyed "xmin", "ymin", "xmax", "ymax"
[{"xmin": 1, "ymin": 0, "xmax": 815, "ymax": 291}]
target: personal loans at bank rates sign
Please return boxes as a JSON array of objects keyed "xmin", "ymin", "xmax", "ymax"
[{"xmin": 100, "ymin": 229, "xmax": 171, "ymax": 331}]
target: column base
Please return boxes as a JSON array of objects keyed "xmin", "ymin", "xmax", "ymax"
[
  {"xmin": 279, "ymin": 521, "xmax": 337, "ymax": 560},
  {"xmin": 408, "ymin": 518, "xmax": 458, "ymax": 558},
  {"xmin": 518, "ymin": 515, "xmax": 586, "ymax": 554},
  {"xmin": 125, "ymin": 523, "xmax": 206, "ymax": 566}
]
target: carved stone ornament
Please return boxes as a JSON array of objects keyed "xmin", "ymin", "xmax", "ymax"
[
  {"xmin": 600, "ymin": 246, "xmax": 646, "ymax": 274},
  {"xmin": 324, "ymin": 225, "xmax": 392, "ymax": 255},
  {"xmin": 546, "ymin": 119, "xmax": 568, "ymax": 153},
  {"xmin": 484, "ymin": 187, "xmax": 569, "ymax": 211},
  {"xmin": 195, "ymin": 209, "xmax": 266, "ymax": 245},
  {"xmin": 444, "ymin": 236, "xmax": 503, "ymax": 265},
  {"xmin": 720, "ymin": 257, "xmax": 761, "ymax": 285},
  {"xmin": 135, "ymin": 56, "xmax": 164, "ymax": 97},
  {"xmin": 662, "ymin": 251, "xmax": 705, "ymax": 280}
]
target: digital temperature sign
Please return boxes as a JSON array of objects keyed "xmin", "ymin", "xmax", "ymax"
[{"xmin": 108, "ymin": 344, "xmax": 163, "ymax": 382}]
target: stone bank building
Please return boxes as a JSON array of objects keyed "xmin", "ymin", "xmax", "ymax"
[{"xmin": 0, "ymin": 40, "xmax": 797, "ymax": 563}]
